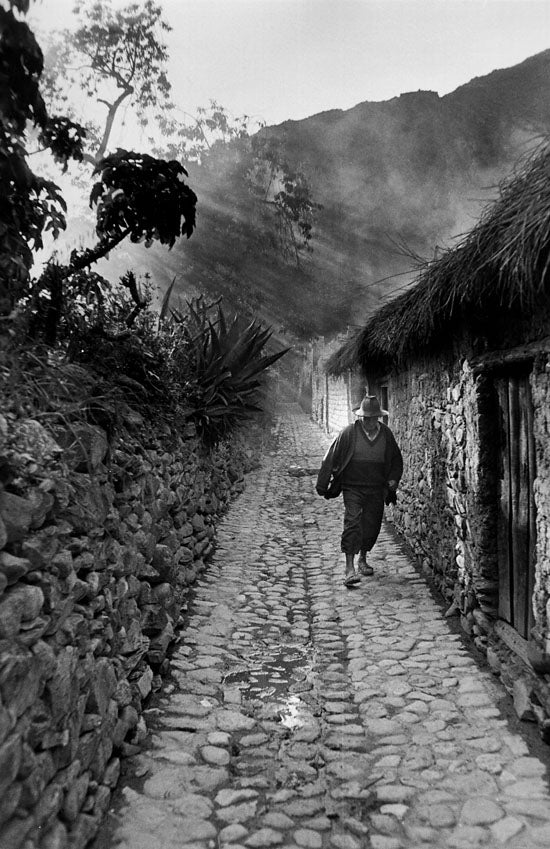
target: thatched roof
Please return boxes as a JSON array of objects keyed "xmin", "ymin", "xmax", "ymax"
[{"xmin": 327, "ymin": 141, "xmax": 550, "ymax": 376}]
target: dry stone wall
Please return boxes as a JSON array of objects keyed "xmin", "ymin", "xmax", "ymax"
[
  {"xmin": 308, "ymin": 330, "xmax": 550, "ymax": 728},
  {"xmin": 0, "ymin": 410, "xmax": 258, "ymax": 849},
  {"xmin": 375, "ymin": 351, "xmax": 550, "ymax": 731},
  {"xmin": 382, "ymin": 357, "xmax": 492, "ymax": 623}
]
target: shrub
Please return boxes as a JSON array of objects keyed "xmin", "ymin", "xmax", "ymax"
[{"xmin": 167, "ymin": 296, "xmax": 289, "ymax": 445}]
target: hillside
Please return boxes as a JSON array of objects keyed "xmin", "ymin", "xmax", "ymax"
[{"xmin": 104, "ymin": 49, "xmax": 550, "ymax": 340}]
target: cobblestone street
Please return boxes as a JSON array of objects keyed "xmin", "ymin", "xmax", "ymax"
[{"xmin": 95, "ymin": 404, "xmax": 550, "ymax": 849}]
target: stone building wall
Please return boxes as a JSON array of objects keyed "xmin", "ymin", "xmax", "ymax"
[
  {"xmin": 370, "ymin": 350, "xmax": 550, "ymax": 730},
  {"xmin": 309, "ymin": 335, "xmax": 365, "ymax": 435},
  {"xmin": 370, "ymin": 356, "xmax": 486, "ymax": 616},
  {"xmin": 325, "ymin": 375, "xmax": 352, "ymax": 434},
  {"xmin": 0, "ymin": 410, "xmax": 258, "ymax": 849}
]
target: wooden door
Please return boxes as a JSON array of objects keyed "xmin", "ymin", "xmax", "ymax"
[{"xmin": 496, "ymin": 370, "xmax": 537, "ymax": 639}]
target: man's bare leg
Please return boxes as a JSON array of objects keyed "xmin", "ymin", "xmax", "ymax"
[
  {"xmin": 344, "ymin": 553, "xmax": 360, "ymax": 585},
  {"xmin": 357, "ymin": 551, "xmax": 374, "ymax": 576}
]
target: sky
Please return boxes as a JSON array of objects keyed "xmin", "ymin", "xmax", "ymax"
[{"xmin": 28, "ymin": 0, "xmax": 550, "ymax": 129}]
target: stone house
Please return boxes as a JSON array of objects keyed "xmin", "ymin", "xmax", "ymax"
[
  {"xmin": 301, "ymin": 332, "xmax": 365, "ymax": 434},
  {"xmin": 325, "ymin": 144, "xmax": 550, "ymax": 730}
]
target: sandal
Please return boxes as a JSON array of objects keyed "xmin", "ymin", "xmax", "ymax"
[{"xmin": 343, "ymin": 573, "xmax": 361, "ymax": 587}]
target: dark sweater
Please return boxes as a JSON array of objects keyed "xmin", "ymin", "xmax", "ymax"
[
  {"xmin": 343, "ymin": 426, "xmax": 387, "ymax": 489},
  {"xmin": 316, "ymin": 421, "xmax": 403, "ymax": 495}
]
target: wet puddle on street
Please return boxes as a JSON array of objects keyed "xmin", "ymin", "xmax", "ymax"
[{"xmin": 223, "ymin": 643, "xmax": 315, "ymax": 728}]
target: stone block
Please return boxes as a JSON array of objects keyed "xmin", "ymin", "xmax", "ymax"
[
  {"xmin": 89, "ymin": 739, "xmax": 108, "ymax": 781},
  {"xmin": 0, "ymin": 491, "xmax": 33, "ymax": 542},
  {"xmin": 0, "ymin": 703, "xmax": 14, "ymax": 746},
  {"xmin": 0, "ymin": 553, "xmax": 32, "ymax": 585},
  {"xmin": 31, "ymin": 640, "xmax": 56, "ymax": 681},
  {"xmin": 194, "ymin": 538, "xmax": 210, "ymax": 557},
  {"xmin": 178, "ymin": 522, "xmax": 194, "ymax": 540},
  {"xmin": 12, "ymin": 419, "xmax": 62, "ymax": 460},
  {"xmin": 134, "ymin": 665, "xmax": 153, "ymax": 700},
  {"xmin": 0, "ymin": 781, "xmax": 21, "ymax": 826},
  {"xmin": 526, "ymin": 643, "xmax": 550, "ymax": 674},
  {"xmin": 102, "ymin": 757, "xmax": 120, "ymax": 788},
  {"xmin": 86, "ymin": 660, "xmax": 117, "ymax": 717},
  {"xmin": 93, "ymin": 785, "xmax": 111, "ymax": 817},
  {"xmin": 26, "ymin": 703, "xmax": 54, "ymax": 750},
  {"xmin": 133, "ymin": 530, "xmax": 156, "ymax": 560},
  {"xmin": 0, "ymin": 815, "xmax": 34, "ymax": 849},
  {"xmin": 120, "ymin": 705, "xmax": 139, "ymax": 730},
  {"xmin": 28, "ymin": 489, "xmax": 55, "ymax": 529},
  {"xmin": 486, "ymin": 647, "xmax": 502, "ymax": 674},
  {"xmin": 59, "ymin": 475, "xmax": 110, "ymax": 534},
  {"xmin": 137, "ymin": 582, "xmax": 153, "ymax": 605},
  {"xmin": 19, "ymin": 751, "xmax": 56, "ymax": 807},
  {"xmin": 124, "ymin": 575, "xmax": 140, "ymax": 599},
  {"xmin": 147, "ymin": 621, "xmax": 175, "ymax": 667},
  {"xmin": 60, "ymin": 613, "xmax": 89, "ymax": 648},
  {"xmin": 65, "ymin": 812, "xmax": 101, "ymax": 849},
  {"xmin": 156, "ymin": 532, "xmax": 178, "ymax": 555},
  {"xmin": 33, "ymin": 780, "xmax": 65, "ymax": 828},
  {"xmin": 0, "ymin": 646, "xmax": 42, "ymax": 717},
  {"xmin": 0, "ymin": 585, "xmax": 45, "ymax": 636},
  {"xmin": 38, "ymin": 820, "xmax": 68, "ymax": 849},
  {"xmin": 513, "ymin": 678, "xmax": 536, "ymax": 722},
  {"xmin": 112, "ymin": 720, "xmax": 127, "ymax": 749},
  {"xmin": 119, "ymin": 619, "xmax": 145, "ymax": 655},
  {"xmin": 56, "ymin": 423, "xmax": 108, "ymax": 472},
  {"xmin": 112, "ymin": 679, "xmax": 132, "ymax": 708},
  {"xmin": 176, "ymin": 545, "xmax": 194, "ymax": 564},
  {"xmin": 0, "ymin": 735, "xmax": 22, "ymax": 798},
  {"xmin": 19, "ymin": 615, "xmax": 51, "ymax": 647},
  {"xmin": 47, "ymin": 648, "xmax": 79, "ymax": 724},
  {"xmin": 140, "ymin": 603, "xmax": 169, "ymax": 634},
  {"xmin": 63, "ymin": 773, "xmax": 90, "ymax": 823},
  {"xmin": 77, "ymin": 731, "xmax": 101, "ymax": 771},
  {"xmin": 191, "ymin": 513, "xmax": 205, "ymax": 532},
  {"xmin": 73, "ymin": 553, "xmax": 95, "ymax": 574},
  {"xmin": 80, "ymin": 714, "xmax": 102, "ymax": 734},
  {"xmin": 150, "ymin": 582, "xmax": 174, "ymax": 606}
]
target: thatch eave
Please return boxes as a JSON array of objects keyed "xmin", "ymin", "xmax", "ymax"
[
  {"xmin": 327, "ymin": 141, "xmax": 550, "ymax": 375},
  {"xmin": 325, "ymin": 331, "xmax": 362, "ymax": 375}
]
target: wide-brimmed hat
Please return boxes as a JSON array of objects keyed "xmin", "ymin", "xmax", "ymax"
[{"xmin": 353, "ymin": 395, "xmax": 388, "ymax": 418}]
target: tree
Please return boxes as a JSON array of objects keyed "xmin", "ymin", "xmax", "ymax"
[
  {"xmin": 248, "ymin": 132, "xmax": 319, "ymax": 264},
  {"xmin": 0, "ymin": 0, "xmax": 86, "ymax": 313},
  {"xmin": 31, "ymin": 149, "xmax": 197, "ymax": 345},
  {"xmin": 0, "ymin": 0, "xmax": 197, "ymax": 338},
  {"xmin": 156, "ymin": 100, "xmax": 321, "ymax": 265},
  {"xmin": 40, "ymin": 0, "xmax": 172, "ymax": 166},
  {"xmin": 155, "ymin": 99, "xmax": 253, "ymax": 164}
]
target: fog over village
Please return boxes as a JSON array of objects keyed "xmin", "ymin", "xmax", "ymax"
[{"xmin": 3, "ymin": 3, "xmax": 550, "ymax": 849}]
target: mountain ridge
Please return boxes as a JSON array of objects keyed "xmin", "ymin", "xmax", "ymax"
[{"xmin": 106, "ymin": 49, "xmax": 550, "ymax": 341}]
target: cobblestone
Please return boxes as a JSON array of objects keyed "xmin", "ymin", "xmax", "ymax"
[{"xmin": 94, "ymin": 405, "xmax": 550, "ymax": 849}]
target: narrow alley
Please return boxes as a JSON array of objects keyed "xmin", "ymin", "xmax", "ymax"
[{"xmin": 94, "ymin": 404, "xmax": 550, "ymax": 849}]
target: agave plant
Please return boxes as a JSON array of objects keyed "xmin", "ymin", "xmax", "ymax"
[{"xmin": 170, "ymin": 296, "xmax": 289, "ymax": 444}]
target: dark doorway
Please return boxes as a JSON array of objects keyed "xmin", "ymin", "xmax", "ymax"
[{"xmin": 495, "ymin": 368, "xmax": 537, "ymax": 639}]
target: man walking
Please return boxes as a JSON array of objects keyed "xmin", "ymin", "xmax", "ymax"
[{"xmin": 316, "ymin": 395, "xmax": 403, "ymax": 587}]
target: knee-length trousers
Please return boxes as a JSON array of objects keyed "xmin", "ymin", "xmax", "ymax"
[{"xmin": 341, "ymin": 488, "xmax": 385, "ymax": 555}]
